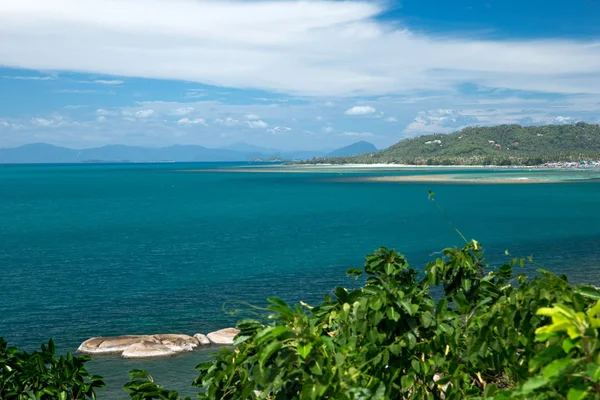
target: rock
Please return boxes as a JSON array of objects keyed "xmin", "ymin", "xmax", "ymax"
[
  {"xmin": 152, "ymin": 334, "xmax": 199, "ymax": 352},
  {"xmin": 207, "ymin": 328, "xmax": 240, "ymax": 345},
  {"xmin": 194, "ymin": 333, "xmax": 211, "ymax": 345},
  {"xmin": 78, "ymin": 335, "xmax": 155, "ymax": 354},
  {"xmin": 121, "ymin": 341, "xmax": 176, "ymax": 359}
]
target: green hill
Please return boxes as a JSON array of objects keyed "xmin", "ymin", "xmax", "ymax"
[{"xmin": 306, "ymin": 122, "xmax": 600, "ymax": 165}]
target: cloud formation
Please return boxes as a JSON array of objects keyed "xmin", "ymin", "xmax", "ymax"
[
  {"xmin": 2, "ymin": 0, "xmax": 600, "ymax": 96},
  {"xmin": 345, "ymin": 106, "xmax": 377, "ymax": 116}
]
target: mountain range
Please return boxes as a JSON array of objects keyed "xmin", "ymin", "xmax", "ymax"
[{"xmin": 0, "ymin": 141, "xmax": 378, "ymax": 163}]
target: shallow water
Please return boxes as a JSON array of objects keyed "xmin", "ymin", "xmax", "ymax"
[{"xmin": 1, "ymin": 162, "xmax": 599, "ymax": 398}]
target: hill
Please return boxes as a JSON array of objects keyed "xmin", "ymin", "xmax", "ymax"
[
  {"xmin": 326, "ymin": 141, "xmax": 377, "ymax": 157},
  {"xmin": 306, "ymin": 123, "xmax": 600, "ymax": 165}
]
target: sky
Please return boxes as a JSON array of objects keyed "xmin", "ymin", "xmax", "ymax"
[{"xmin": 1, "ymin": 0, "xmax": 600, "ymax": 150}]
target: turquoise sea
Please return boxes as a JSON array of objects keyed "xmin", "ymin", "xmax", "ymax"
[{"xmin": 1, "ymin": 163, "xmax": 600, "ymax": 398}]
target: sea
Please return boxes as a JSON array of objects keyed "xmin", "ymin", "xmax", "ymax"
[{"xmin": 1, "ymin": 162, "xmax": 600, "ymax": 398}]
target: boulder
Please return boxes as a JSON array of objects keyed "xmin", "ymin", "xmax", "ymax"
[
  {"xmin": 152, "ymin": 334, "xmax": 199, "ymax": 352},
  {"xmin": 194, "ymin": 333, "xmax": 211, "ymax": 345},
  {"xmin": 78, "ymin": 335, "xmax": 155, "ymax": 354},
  {"xmin": 207, "ymin": 328, "xmax": 240, "ymax": 345},
  {"xmin": 121, "ymin": 341, "xmax": 176, "ymax": 359}
]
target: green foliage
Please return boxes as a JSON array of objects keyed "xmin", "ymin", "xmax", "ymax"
[
  {"xmin": 0, "ymin": 338, "xmax": 105, "ymax": 399},
  {"xmin": 187, "ymin": 241, "xmax": 600, "ymax": 399},
  {"xmin": 124, "ymin": 370, "xmax": 191, "ymax": 400},
  {"xmin": 302, "ymin": 123, "xmax": 600, "ymax": 165}
]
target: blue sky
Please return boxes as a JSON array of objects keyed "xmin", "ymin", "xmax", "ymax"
[{"xmin": 1, "ymin": 0, "xmax": 600, "ymax": 150}]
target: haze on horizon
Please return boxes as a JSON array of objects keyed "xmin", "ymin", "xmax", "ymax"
[{"xmin": 1, "ymin": 0, "xmax": 599, "ymax": 151}]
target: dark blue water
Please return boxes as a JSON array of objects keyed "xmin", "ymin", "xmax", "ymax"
[{"xmin": 1, "ymin": 163, "xmax": 599, "ymax": 398}]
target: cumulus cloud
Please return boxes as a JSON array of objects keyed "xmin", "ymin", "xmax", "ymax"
[
  {"xmin": 345, "ymin": 105, "xmax": 377, "ymax": 116},
  {"xmin": 553, "ymin": 116, "xmax": 572, "ymax": 123},
  {"xmin": 245, "ymin": 114, "xmax": 260, "ymax": 120},
  {"xmin": 404, "ymin": 109, "xmax": 480, "ymax": 134},
  {"xmin": 3, "ymin": 0, "xmax": 600, "ymax": 96},
  {"xmin": 322, "ymin": 126, "xmax": 334, "ymax": 133},
  {"xmin": 214, "ymin": 117, "xmax": 240, "ymax": 127},
  {"xmin": 246, "ymin": 120, "xmax": 269, "ymax": 129},
  {"xmin": 177, "ymin": 117, "xmax": 207, "ymax": 126},
  {"xmin": 267, "ymin": 126, "xmax": 291, "ymax": 134},
  {"xmin": 385, "ymin": 117, "xmax": 398, "ymax": 122},
  {"xmin": 135, "ymin": 109, "xmax": 154, "ymax": 118}
]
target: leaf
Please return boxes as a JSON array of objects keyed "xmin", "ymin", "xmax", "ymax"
[
  {"xmin": 128, "ymin": 369, "xmax": 152, "ymax": 380},
  {"xmin": 297, "ymin": 343, "xmax": 313, "ymax": 360},
  {"xmin": 567, "ymin": 387, "xmax": 588, "ymax": 400},
  {"xmin": 542, "ymin": 358, "xmax": 571, "ymax": 379},
  {"xmin": 386, "ymin": 307, "xmax": 400, "ymax": 322},
  {"xmin": 520, "ymin": 376, "xmax": 549, "ymax": 394},
  {"xmin": 575, "ymin": 285, "xmax": 600, "ymax": 300}
]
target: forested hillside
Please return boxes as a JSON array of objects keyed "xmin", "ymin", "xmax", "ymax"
[{"xmin": 306, "ymin": 122, "xmax": 600, "ymax": 165}]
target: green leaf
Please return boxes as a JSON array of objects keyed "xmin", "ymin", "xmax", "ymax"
[
  {"xmin": 386, "ymin": 307, "xmax": 400, "ymax": 322},
  {"xmin": 542, "ymin": 358, "xmax": 571, "ymax": 379},
  {"xmin": 567, "ymin": 387, "xmax": 588, "ymax": 400},
  {"xmin": 521, "ymin": 376, "xmax": 549, "ymax": 394},
  {"xmin": 297, "ymin": 343, "xmax": 313, "ymax": 360}
]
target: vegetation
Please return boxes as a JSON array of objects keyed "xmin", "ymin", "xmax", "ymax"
[
  {"xmin": 4, "ymin": 194, "xmax": 600, "ymax": 399},
  {"xmin": 0, "ymin": 338, "xmax": 105, "ymax": 399},
  {"xmin": 303, "ymin": 122, "xmax": 600, "ymax": 165}
]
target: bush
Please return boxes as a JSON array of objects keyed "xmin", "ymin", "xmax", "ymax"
[{"xmin": 0, "ymin": 338, "xmax": 105, "ymax": 399}]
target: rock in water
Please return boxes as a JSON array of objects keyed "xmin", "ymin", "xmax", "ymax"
[
  {"xmin": 152, "ymin": 334, "xmax": 199, "ymax": 352},
  {"xmin": 194, "ymin": 333, "xmax": 211, "ymax": 345},
  {"xmin": 78, "ymin": 335, "xmax": 155, "ymax": 354},
  {"xmin": 121, "ymin": 341, "xmax": 176, "ymax": 359},
  {"xmin": 207, "ymin": 328, "xmax": 240, "ymax": 345}
]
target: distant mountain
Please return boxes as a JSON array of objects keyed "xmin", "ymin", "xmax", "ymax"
[
  {"xmin": 0, "ymin": 143, "xmax": 325, "ymax": 163},
  {"xmin": 0, "ymin": 143, "xmax": 78, "ymax": 163},
  {"xmin": 326, "ymin": 141, "xmax": 378, "ymax": 157}
]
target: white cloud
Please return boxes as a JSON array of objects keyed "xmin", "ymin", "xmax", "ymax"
[
  {"xmin": 339, "ymin": 131, "xmax": 374, "ymax": 137},
  {"xmin": 345, "ymin": 105, "xmax": 377, "ymax": 116},
  {"xmin": 267, "ymin": 126, "xmax": 291, "ymax": 134},
  {"xmin": 31, "ymin": 117, "xmax": 54, "ymax": 126},
  {"xmin": 404, "ymin": 109, "xmax": 480, "ymax": 134},
  {"xmin": 246, "ymin": 120, "xmax": 268, "ymax": 129},
  {"xmin": 323, "ymin": 126, "xmax": 334, "ymax": 133},
  {"xmin": 135, "ymin": 109, "xmax": 154, "ymax": 118},
  {"xmin": 55, "ymin": 89, "xmax": 97, "ymax": 94},
  {"xmin": 97, "ymin": 116, "xmax": 106, "ymax": 122},
  {"xmin": 385, "ymin": 117, "xmax": 398, "ymax": 122},
  {"xmin": 553, "ymin": 116, "xmax": 572, "ymax": 123},
  {"xmin": 1, "ymin": 75, "xmax": 53, "ymax": 81},
  {"xmin": 323, "ymin": 101, "xmax": 335, "ymax": 107},
  {"xmin": 64, "ymin": 105, "xmax": 88, "ymax": 109},
  {"xmin": 214, "ymin": 117, "xmax": 240, "ymax": 127},
  {"xmin": 173, "ymin": 107, "xmax": 195, "ymax": 115},
  {"xmin": 3, "ymin": 0, "xmax": 600, "ymax": 96},
  {"xmin": 178, "ymin": 117, "xmax": 207, "ymax": 126},
  {"xmin": 245, "ymin": 114, "xmax": 260, "ymax": 120},
  {"xmin": 96, "ymin": 108, "xmax": 112, "ymax": 115},
  {"xmin": 93, "ymin": 79, "xmax": 123, "ymax": 85}
]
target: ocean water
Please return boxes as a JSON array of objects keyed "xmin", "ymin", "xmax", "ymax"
[{"xmin": 1, "ymin": 163, "xmax": 600, "ymax": 398}]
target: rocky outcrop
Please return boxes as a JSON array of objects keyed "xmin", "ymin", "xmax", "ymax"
[
  {"xmin": 194, "ymin": 333, "xmax": 211, "ymax": 345},
  {"xmin": 153, "ymin": 334, "xmax": 199, "ymax": 352},
  {"xmin": 78, "ymin": 335, "xmax": 155, "ymax": 355},
  {"xmin": 121, "ymin": 341, "xmax": 176, "ymax": 359},
  {"xmin": 207, "ymin": 328, "xmax": 240, "ymax": 345},
  {"xmin": 78, "ymin": 329, "xmax": 238, "ymax": 358}
]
